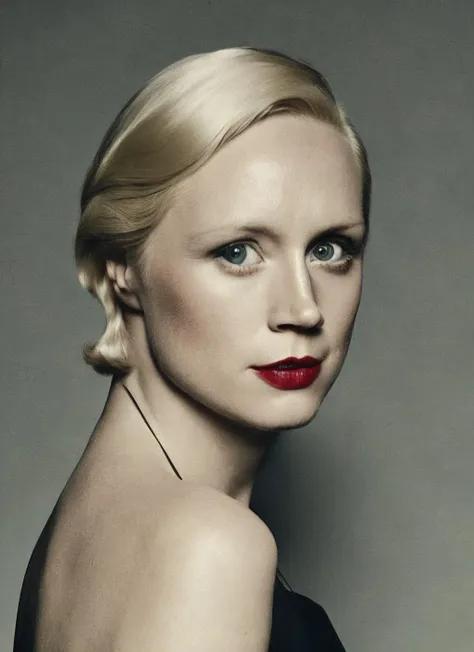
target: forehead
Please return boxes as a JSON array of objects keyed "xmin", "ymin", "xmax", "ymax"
[{"xmin": 163, "ymin": 114, "xmax": 362, "ymax": 239}]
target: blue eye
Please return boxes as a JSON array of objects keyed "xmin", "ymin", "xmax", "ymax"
[
  {"xmin": 219, "ymin": 243, "xmax": 249, "ymax": 265},
  {"xmin": 314, "ymin": 243, "xmax": 336, "ymax": 262},
  {"xmin": 213, "ymin": 237, "xmax": 358, "ymax": 277},
  {"xmin": 213, "ymin": 242, "xmax": 262, "ymax": 277},
  {"xmin": 215, "ymin": 242, "xmax": 261, "ymax": 266}
]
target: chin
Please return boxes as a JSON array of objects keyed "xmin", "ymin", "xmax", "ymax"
[
  {"xmin": 282, "ymin": 404, "xmax": 322, "ymax": 431},
  {"xmin": 242, "ymin": 399, "xmax": 322, "ymax": 433}
]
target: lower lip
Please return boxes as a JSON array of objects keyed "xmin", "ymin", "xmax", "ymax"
[{"xmin": 252, "ymin": 365, "xmax": 321, "ymax": 390}]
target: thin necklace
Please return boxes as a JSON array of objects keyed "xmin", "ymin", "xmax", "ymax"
[{"xmin": 122, "ymin": 382, "xmax": 293, "ymax": 592}]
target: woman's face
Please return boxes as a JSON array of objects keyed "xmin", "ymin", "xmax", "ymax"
[{"xmin": 136, "ymin": 114, "xmax": 366, "ymax": 431}]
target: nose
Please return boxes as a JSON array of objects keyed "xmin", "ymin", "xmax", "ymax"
[{"xmin": 268, "ymin": 259, "xmax": 324, "ymax": 333}]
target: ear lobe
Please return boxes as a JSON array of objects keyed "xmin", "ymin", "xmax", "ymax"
[{"xmin": 106, "ymin": 260, "xmax": 143, "ymax": 312}]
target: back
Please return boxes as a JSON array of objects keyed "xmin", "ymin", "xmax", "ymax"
[{"xmin": 14, "ymin": 462, "xmax": 278, "ymax": 652}]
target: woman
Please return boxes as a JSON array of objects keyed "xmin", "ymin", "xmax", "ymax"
[{"xmin": 14, "ymin": 46, "xmax": 371, "ymax": 651}]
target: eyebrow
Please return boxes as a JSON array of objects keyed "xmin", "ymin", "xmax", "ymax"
[{"xmin": 187, "ymin": 220, "xmax": 367, "ymax": 247}]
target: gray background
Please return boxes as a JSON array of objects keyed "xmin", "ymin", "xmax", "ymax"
[{"xmin": 1, "ymin": 0, "xmax": 473, "ymax": 650}]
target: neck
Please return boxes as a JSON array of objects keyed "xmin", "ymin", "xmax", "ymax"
[{"xmin": 94, "ymin": 365, "xmax": 277, "ymax": 508}]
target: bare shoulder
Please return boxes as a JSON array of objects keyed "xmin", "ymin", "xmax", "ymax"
[
  {"xmin": 162, "ymin": 483, "xmax": 278, "ymax": 558},
  {"xmin": 29, "ymin": 474, "xmax": 277, "ymax": 652},
  {"xmin": 117, "ymin": 484, "xmax": 279, "ymax": 651}
]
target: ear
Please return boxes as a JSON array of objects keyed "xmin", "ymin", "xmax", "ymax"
[{"xmin": 106, "ymin": 259, "xmax": 143, "ymax": 312}]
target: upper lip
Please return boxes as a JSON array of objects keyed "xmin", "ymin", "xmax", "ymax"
[{"xmin": 253, "ymin": 356, "xmax": 321, "ymax": 370}]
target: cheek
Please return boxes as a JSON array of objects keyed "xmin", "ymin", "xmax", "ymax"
[
  {"xmin": 143, "ymin": 277, "xmax": 205, "ymax": 350},
  {"xmin": 141, "ymin": 268, "xmax": 252, "ymax": 361},
  {"xmin": 323, "ymin": 275, "xmax": 362, "ymax": 345}
]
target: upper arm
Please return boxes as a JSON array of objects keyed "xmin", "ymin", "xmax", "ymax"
[{"xmin": 115, "ymin": 496, "xmax": 278, "ymax": 652}]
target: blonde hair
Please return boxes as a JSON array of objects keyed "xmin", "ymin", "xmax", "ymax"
[{"xmin": 75, "ymin": 46, "xmax": 371, "ymax": 375}]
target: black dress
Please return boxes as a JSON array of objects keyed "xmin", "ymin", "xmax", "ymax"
[{"xmin": 269, "ymin": 574, "xmax": 347, "ymax": 651}]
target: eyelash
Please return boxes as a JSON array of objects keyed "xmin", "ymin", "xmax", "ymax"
[{"xmin": 213, "ymin": 237, "xmax": 361, "ymax": 277}]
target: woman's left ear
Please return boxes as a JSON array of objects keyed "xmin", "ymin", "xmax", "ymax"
[{"xmin": 106, "ymin": 260, "xmax": 143, "ymax": 312}]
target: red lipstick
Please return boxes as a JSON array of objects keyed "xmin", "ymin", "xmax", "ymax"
[{"xmin": 252, "ymin": 356, "xmax": 322, "ymax": 390}]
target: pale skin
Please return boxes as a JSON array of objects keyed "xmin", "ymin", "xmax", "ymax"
[{"xmin": 15, "ymin": 114, "xmax": 366, "ymax": 651}]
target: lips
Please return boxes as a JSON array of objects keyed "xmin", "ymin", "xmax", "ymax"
[
  {"xmin": 252, "ymin": 357, "xmax": 322, "ymax": 390},
  {"xmin": 253, "ymin": 356, "xmax": 321, "ymax": 370}
]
